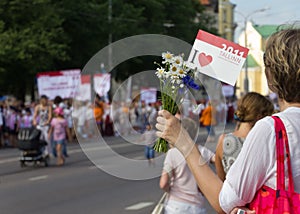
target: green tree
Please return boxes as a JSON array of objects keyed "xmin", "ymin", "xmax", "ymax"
[
  {"xmin": 0, "ymin": 0, "xmax": 69, "ymax": 99},
  {"xmin": 109, "ymin": 0, "xmax": 218, "ymax": 81}
]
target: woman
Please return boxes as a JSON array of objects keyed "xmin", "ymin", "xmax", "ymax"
[
  {"xmin": 33, "ymin": 95, "xmax": 52, "ymax": 156},
  {"xmin": 160, "ymin": 117, "xmax": 215, "ymax": 214},
  {"xmin": 215, "ymin": 92, "xmax": 274, "ymax": 181},
  {"xmin": 156, "ymin": 28, "xmax": 300, "ymax": 213}
]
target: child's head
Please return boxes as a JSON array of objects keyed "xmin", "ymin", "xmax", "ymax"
[
  {"xmin": 25, "ymin": 108, "xmax": 31, "ymax": 115},
  {"xmin": 54, "ymin": 107, "xmax": 64, "ymax": 117}
]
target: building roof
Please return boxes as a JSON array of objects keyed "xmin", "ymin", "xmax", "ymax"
[
  {"xmin": 253, "ymin": 25, "xmax": 279, "ymax": 38},
  {"xmin": 199, "ymin": 0, "xmax": 210, "ymax": 5},
  {"xmin": 247, "ymin": 54, "xmax": 259, "ymax": 68}
]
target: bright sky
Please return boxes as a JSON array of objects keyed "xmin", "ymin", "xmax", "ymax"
[{"xmin": 231, "ymin": 0, "xmax": 300, "ymax": 40}]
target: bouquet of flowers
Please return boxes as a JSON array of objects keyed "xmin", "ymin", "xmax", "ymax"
[{"xmin": 153, "ymin": 52, "xmax": 201, "ymax": 153}]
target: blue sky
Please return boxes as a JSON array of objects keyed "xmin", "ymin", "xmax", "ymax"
[{"xmin": 231, "ymin": 0, "xmax": 300, "ymax": 40}]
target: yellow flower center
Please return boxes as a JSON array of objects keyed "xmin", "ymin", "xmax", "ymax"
[
  {"xmin": 179, "ymin": 69, "xmax": 184, "ymax": 74},
  {"xmin": 165, "ymin": 53, "xmax": 172, "ymax": 59},
  {"xmin": 175, "ymin": 59, "xmax": 181, "ymax": 64},
  {"xmin": 172, "ymin": 66, "xmax": 177, "ymax": 72}
]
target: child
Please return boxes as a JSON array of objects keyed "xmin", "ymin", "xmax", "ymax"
[
  {"xmin": 142, "ymin": 123, "xmax": 157, "ymax": 166},
  {"xmin": 48, "ymin": 107, "xmax": 69, "ymax": 166},
  {"xmin": 20, "ymin": 108, "xmax": 33, "ymax": 128}
]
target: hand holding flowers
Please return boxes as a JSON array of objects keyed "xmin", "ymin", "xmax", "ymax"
[{"xmin": 153, "ymin": 52, "xmax": 200, "ymax": 152}]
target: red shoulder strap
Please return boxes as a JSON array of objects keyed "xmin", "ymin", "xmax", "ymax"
[{"xmin": 272, "ymin": 116, "xmax": 294, "ymax": 192}]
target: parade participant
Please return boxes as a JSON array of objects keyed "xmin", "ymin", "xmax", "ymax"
[
  {"xmin": 142, "ymin": 122, "xmax": 156, "ymax": 166},
  {"xmin": 33, "ymin": 95, "xmax": 52, "ymax": 156},
  {"xmin": 156, "ymin": 28, "xmax": 300, "ymax": 213},
  {"xmin": 48, "ymin": 107, "xmax": 69, "ymax": 166},
  {"xmin": 20, "ymin": 108, "xmax": 33, "ymax": 129},
  {"xmin": 215, "ymin": 92, "xmax": 274, "ymax": 181},
  {"xmin": 160, "ymin": 117, "xmax": 214, "ymax": 214},
  {"xmin": 199, "ymin": 101, "xmax": 217, "ymax": 142}
]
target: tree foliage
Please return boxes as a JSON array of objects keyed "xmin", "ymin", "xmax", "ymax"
[{"xmin": 0, "ymin": 0, "xmax": 218, "ymax": 100}]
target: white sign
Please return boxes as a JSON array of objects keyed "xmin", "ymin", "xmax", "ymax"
[
  {"xmin": 37, "ymin": 69, "xmax": 81, "ymax": 100},
  {"xmin": 76, "ymin": 75, "xmax": 91, "ymax": 101},
  {"xmin": 93, "ymin": 73, "xmax": 111, "ymax": 97},
  {"xmin": 140, "ymin": 88, "xmax": 157, "ymax": 104},
  {"xmin": 188, "ymin": 30, "xmax": 249, "ymax": 85},
  {"xmin": 222, "ymin": 84, "xmax": 234, "ymax": 97}
]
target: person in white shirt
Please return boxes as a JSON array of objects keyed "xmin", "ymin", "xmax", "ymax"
[
  {"xmin": 160, "ymin": 117, "xmax": 215, "ymax": 214},
  {"xmin": 155, "ymin": 28, "xmax": 300, "ymax": 213}
]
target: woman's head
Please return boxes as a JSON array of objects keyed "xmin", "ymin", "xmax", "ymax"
[
  {"xmin": 235, "ymin": 92, "xmax": 274, "ymax": 127},
  {"xmin": 40, "ymin": 95, "xmax": 48, "ymax": 106},
  {"xmin": 264, "ymin": 27, "xmax": 300, "ymax": 103}
]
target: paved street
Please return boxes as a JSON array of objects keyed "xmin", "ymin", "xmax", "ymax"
[{"xmin": 0, "ymin": 124, "xmax": 234, "ymax": 214}]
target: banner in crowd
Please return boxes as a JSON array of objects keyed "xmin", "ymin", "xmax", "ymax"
[
  {"xmin": 76, "ymin": 75, "xmax": 91, "ymax": 101},
  {"xmin": 222, "ymin": 84, "xmax": 234, "ymax": 97},
  {"xmin": 140, "ymin": 87, "xmax": 157, "ymax": 104},
  {"xmin": 37, "ymin": 69, "xmax": 81, "ymax": 100},
  {"xmin": 94, "ymin": 73, "xmax": 111, "ymax": 97}
]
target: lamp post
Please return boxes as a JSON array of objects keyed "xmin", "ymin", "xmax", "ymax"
[
  {"xmin": 108, "ymin": 0, "xmax": 112, "ymax": 72},
  {"xmin": 236, "ymin": 8, "xmax": 269, "ymax": 93}
]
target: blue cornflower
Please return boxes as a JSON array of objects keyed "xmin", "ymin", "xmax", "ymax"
[{"xmin": 182, "ymin": 75, "xmax": 201, "ymax": 90}]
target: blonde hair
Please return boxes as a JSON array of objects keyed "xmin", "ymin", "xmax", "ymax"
[
  {"xmin": 264, "ymin": 27, "xmax": 300, "ymax": 102},
  {"xmin": 235, "ymin": 92, "xmax": 274, "ymax": 127}
]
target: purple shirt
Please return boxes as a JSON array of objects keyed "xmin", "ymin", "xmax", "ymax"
[
  {"xmin": 50, "ymin": 118, "xmax": 67, "ymax": 141},
  {"xmin": 20, "ymin": 115, "xmax": 33, "ymax": 128}
]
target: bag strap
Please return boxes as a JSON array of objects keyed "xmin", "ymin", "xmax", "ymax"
[
  {"xmin": 272, "ymin": 116, "xmax": 295, "ymax": 192},
  {"xmin": 157, "ymin": 192, "xmax": 168, "ymax": 205}
]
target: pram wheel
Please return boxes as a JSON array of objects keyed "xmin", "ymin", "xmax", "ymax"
[
  {"xmin": 44, "ymin": 156, "xmax": 49, "ymax": 167},
  {"xmin": 20, "ymin": 161, "xmax": 26, "ymax": 168}
]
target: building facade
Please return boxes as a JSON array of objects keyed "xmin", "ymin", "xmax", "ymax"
[{"xmin": 236, "ymin": 22, "xmax": 278, "ymax": 97}]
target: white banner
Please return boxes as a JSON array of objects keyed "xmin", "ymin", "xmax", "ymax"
[
  {"xmin": 37, "ymin": 69, "xmax": 81, "ymax": 100},
  {"xmin": 94, "ymin": 73, "xmax": 111, "ymax": 97},
  {"xmin": 140, "ymin": 88, "xmax": 157, "ymax": 104},
  {"xmin": 76, "ymin": 75, "xmax": 91, "ymax": 101},
  {"xmin": 222, "ymin": 84, "xmax": 234, "ymax": 97}
]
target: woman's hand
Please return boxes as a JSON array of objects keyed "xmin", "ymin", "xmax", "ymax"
[{"xmin": 156, "ymin": 110, "xmax": 195, "ymax": 157}]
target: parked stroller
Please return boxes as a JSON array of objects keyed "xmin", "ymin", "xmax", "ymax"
[{"xmin": 17, "ymin": 127, "xmax": 49, "ymax": 167}]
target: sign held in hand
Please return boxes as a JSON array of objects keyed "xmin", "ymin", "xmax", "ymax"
[{"xmin": 188, "ymin": 30, "xmax": 249, "ymax": 85}]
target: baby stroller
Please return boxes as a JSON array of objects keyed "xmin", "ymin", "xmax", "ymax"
[{"xmin": 17, "ymin": 127, "xmax": 49, "ymax": 167}]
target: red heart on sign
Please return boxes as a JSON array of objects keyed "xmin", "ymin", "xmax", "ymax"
[{"xmin": 198, "ymin": 52, "xmax": 213, "ymax": 67}]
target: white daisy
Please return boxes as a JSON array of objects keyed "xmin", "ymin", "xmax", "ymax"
[
  {"xmin": 155, "ymin": 67, "xmax": 165, "ymax": 79},
  {"xmin": 173, "ymin": 55, "xmax": 183, "ymax": 66},
  {"xmin": 178, "ymin": 68, "xmax": 187, "ymax": 78},
  {"xmin": 162, "ymin": 52, "xmax": 173, "ymax": 64},
  {"xmin": 170, "ymin": 64, "xmax": 179, "ymax": 73}
]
